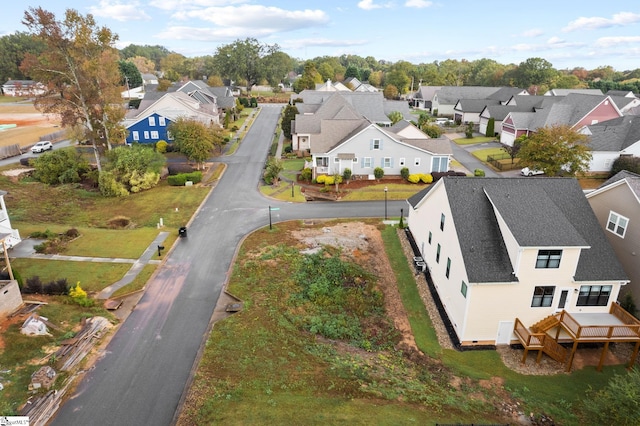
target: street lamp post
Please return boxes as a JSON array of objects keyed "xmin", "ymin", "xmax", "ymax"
[{"xmin": 384, "ymin": 186, "xmax": 388, "ymax": 220}]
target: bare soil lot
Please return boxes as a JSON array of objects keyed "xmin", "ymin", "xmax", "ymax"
[{"xmin": 0, "ymin": 104, "xmax": 61, "ymax": 148}]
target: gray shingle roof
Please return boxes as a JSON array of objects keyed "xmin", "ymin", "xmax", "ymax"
[
  {"xmin": 410, "ymin": 177, "xmax": 627, "ymax": 283},
  {"xmin": 435, "ymin": 86, "xmax": 504, "ymax": 105},
  {"xmin": 598, "ymin": 170, "xmax": 640, "ymax": 195},
  {"xmin": 587, "ymin": 115, "xmax": 640, "ymax": 151}
]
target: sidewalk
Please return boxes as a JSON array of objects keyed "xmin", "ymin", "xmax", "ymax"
[{"xmin": 10, "ymin": 232, "xmax": 170, "ymax": 300}]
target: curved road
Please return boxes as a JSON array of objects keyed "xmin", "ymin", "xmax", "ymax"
[{"xmin": 51, "ymin": 105, "xmax": 406, "ymax": 426}]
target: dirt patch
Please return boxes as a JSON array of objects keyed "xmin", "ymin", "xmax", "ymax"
[{"xmin": 291, "ymin": 222, "xmax": 419, "ymax": 352}]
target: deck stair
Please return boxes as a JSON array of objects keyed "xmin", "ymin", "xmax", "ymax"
[{"xmin": 530, "ymin": 314, "xmax": 560, "ymax": 333}]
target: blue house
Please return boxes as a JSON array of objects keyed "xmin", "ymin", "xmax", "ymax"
[{"xmin": 125, "ymin": 113, "xmax": 173, "ymax": 144}]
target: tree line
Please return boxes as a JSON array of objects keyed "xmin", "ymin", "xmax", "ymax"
[{"xmin": 2, "ymin": 23, "xmax": 640, "ymax": 97}]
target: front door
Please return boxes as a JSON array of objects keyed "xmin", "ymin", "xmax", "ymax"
[{"xmin": 557, "ymin": 288, "xmax": 571, "ymax": 310}]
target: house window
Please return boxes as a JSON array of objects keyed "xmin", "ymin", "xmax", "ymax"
[
  {"xmin": 334, "ymin": 157, "xmax": 340, "ymax": 163},
  {"xmin": 316, "ymin": 157, "xmax": 329, "ymax": 167},
  {"xmin": 415, "ymin": 158, "xmax": 421, "ymax": 167},
  {"xmin": 531, "ymin": 286, "xmax": 555, "ymax": 307},
  {"xmin": 432, "ymin": 157, "xmax": 448, "ymax": 172},
  {"xmin": 446, "ymin": 258, "xmax": 451, "ymax": 278},
  {"xmin": 440, "ymin": 213, "xmax": 445, "ymax": 231},
  {"xmin": 399, "ymin": 158, "xmax": 405, "ymax": 167},
  {"xmin": 383, "ymin": 157, "xmax": 392, "ymax": 168},
  {"xmin": 143, "ymin": 131, "xmax": 149, "ymax": 140},
  {"xmin": 428, "ymin": 231, "xmax": 432, "ymax": 244},
  {"xmin": 607, "ymin": 211, "xmax": 628, "ymax": 238},
  {"xmin": 148, "ymin": 116, "xmax": 156, "ymax": 126},
  {"xmin": 535, "ymin": 250, "xmax": 562, "ymax": 268},
  {"xmin": 159, "ymin": 117, "xmax": 166, "ymax": 126},
  {"xmin": 150, "ymin": 131, "xmax": 159, "ymax": 139},
  {"xmin": 577, "ymin": 285, "xmax": 612, "ymax": 307},
  {"xmin": 372, "ymin": 139, "xmax": 381, "ymax": 150},
  {"xmin": 167, "ymin": 131, "xmax": 174, "ymax": 141},
  {"xmin": 132, "ymin": 131, "xmax": 139, "ymax": 141},
  {"xmin": 363, "ymin": 157, "xmax": 373, "ymax": 168},
  {"xmin": 461, "ymin": 281, "xmax": 467, "ymax": 298},
  {"xmin": 436, "ymin": 244, "xmax": 441, "ymax": 263},
  {"xmin": 353, "ymin": 157, "xmax": 358, "ymax": 163}
]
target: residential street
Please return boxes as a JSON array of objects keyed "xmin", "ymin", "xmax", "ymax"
[{"xmin": 50, "ymin": 105, "xmax": 406, "ymax": 426}]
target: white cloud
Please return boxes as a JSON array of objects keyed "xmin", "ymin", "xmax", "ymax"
[
  {"xmin": 562, "ymin": 11, "xmax": 640, "ymax": 32},
  {"xmin": 594, "ymin": 35, "xmax": 640, "ymax": 48},
  {"xmin": 149, "ymin": 0, "xmax": 245, "ymax": 11},
  {"xmin": 89, "ymin": 1, "xmax": 151, "ymax": 21},
  {"xmin": 405, "ymin": 0, "xmax": 432, "ymax": 8},
  {"xmin": 521, "ymin": 28, "xmax": 544, "ymax": 38},
  {"xmin": 357, "ymin": 0, "xmax": 394, "ymax": 10},
  {"xmin": 281, "ymin": 37, "xmax": 368, "ymax": 50}
]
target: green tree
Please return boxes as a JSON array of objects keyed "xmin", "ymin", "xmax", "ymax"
[
  {"xmin": 344, "ymin": 65, "xmax": 361, "ymax": 80},
  {"xmin": 214, "ymin": 38, "xmax": 276, "ymax": 92},
  {"xmin": 517, "ymin": 125, "xmax": 592, "ymax": 176},
  {"xmin": 293, "ymin": 61, "xmax": 323, "ymax": 93},
  {"xmin": 119, "ymin": 60, "xmax": 142, "ymax": 89},
  {"xmin": 384, "ymin": 69, "xmax": 410, "ymax": 94},
  {"xmin": 119, "ymin": 44, "xmax": 170, "ymax": 71},
  {"xmin": 502, "ymin": 136, "xmax": 523, "ymax": 164},
  {"xmin": 0, "ymin": 32, "xmax": 45, "ymax": 83},
  {"xmin": 262, "ymin": 48, "xmax": 295, "ymax": 88},
  {"xmin": 515, "ymin": 57, "xmax": 557, "ymax": 89},
  {"xmin": 485, "ymin": 117, "xmax": 495, "ymax": 137},
  {"xmin": 580, "ymin": 368, "xmax": 640, "ymax": 425},
  {"xmin": 383, "ymin": 84, "xmax": 399, "ymax": 99},
  {"xmin": 263, "ymin": 157, "xmax": 283, "ymax": 185},
  {"xmin": 465, "ymin": 122, "xmax": 474, "ymax": 138},
  {"xmin": 281, "ymin": 104, "xmax": 298, "ymax": 140},
  {"xmin": 33, "ymin": 147, "xmax": 90, "ymax": 185},
  {"xmin": 387, "ymin": 111, "xmax": 403, "ymax": 125},
  {"xmin": 168, "ymin": 118, "xmax": 216, "ymax": 168},
  {"xmin": 160, "ymin": 53, "xmax": 187, "ymax": 81},
  {"xmin": 21, "ymin": 7, "xmax": 126, "ymax": 171}
]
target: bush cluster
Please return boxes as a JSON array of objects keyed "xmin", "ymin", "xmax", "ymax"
[
  {"xmin": 407, "ymin": 173, "xmax": 433, "ymax": 184},
  {"xmin": 167, "ymin": 164, "xmax": 195, "ymax": 175},
  {"xmin": 611, "ymin": 156, "xmax": 640, "ymax": 176},
  {"xmin": 21, "ymin": 276, "xmax": 69, "ymax": 295},
  {"xmin": 167, "ymin": 171, "xmax": 203, "ymax": 186},
  {"xmin": 400, "ymin": 167, "xmax": 410, "ymax": 180},
  {"xmin": 373, "ymin": 167, "xmax": 384, "ymax": 180},
  {"xmin": 299, "ymin": 168, "xmax": 312, "ymax": 183},
  {"xmin": 316, "ymin": 175, "xmax": 343, "ymax": 185},
  {"xmin": 474, "ymin": 168, "xmax": 485, "ymax": 177}
]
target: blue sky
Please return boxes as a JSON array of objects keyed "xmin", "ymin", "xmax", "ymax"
[{"xmin": 3, "ymin": 1, "xmax": 640, "ymax": 71}]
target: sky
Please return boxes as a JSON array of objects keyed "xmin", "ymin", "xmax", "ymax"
[{"xmin": 2, "ymin": 1, "xmax": 640, "ymax": 71}]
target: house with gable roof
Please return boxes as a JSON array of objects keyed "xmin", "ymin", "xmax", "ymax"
[
  {"xmin": 581, "ymin": 115, "xmax": 640, "ymax": 172},
  {"xmin": 587, "ymin": 171, "xmax": 640, "ymax": 309},
  {"xmin": 431, "ymin": 86, "xmax": 527, "ymax": 117},
  {"xmin": 478, "ymin": 95, "xmax": 562, "ymax": 136},
  {"xmin": 500, "ymin": 93, "xmax": 623, "ymax": 146},
  {"xmin": 1, "ymin": 80, "xmax": 46, "ymax": 97},
  {"xmin": 406, "ymin": 177, "xmax": 639, "ymax": 370},
  {"xmin": 123, "ymin": 90, "xmax": 220, "ymax": 144},
  {"xmin": 291, "ymin": 93, "xmax": 451, "ymax": 179}
]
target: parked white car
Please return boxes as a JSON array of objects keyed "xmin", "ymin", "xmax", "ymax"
[
  {"xmin": 30, "ymin": 141, "xmax": 53, "ymax": 153},
  {"xmin": 520, "ymin": 167, "xmax": 544, "ymax": 177}
]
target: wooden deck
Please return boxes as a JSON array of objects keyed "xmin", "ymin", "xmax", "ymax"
[{"xmin": 515, "ymin": 302, "xmax": 640, "ymax": 372}]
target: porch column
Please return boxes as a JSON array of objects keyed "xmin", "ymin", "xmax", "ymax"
[
  {"xmin": 597, "ymin": 341, "xmax": 610, "ymax": 372},
  {"xmin": 629, "ymin": 341, "xmax": 640, "ymax": 368}
]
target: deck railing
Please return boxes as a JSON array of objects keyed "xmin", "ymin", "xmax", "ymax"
[
  {"xmin": 514, "ymin": 318, "xmax": 544, "ymax": 347},
  {"xmin": 558, "ymin": 309, "xmax": 640, "ymax": 340}
]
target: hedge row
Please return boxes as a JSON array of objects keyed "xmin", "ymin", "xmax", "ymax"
[{"xmin": 167, "ymin": 171, "xmax": 203, "ymax": 186}]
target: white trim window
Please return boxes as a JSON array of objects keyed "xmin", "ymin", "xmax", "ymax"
[
  {"xmin": 607, "ymin": 211, "xmax": 628, "ymax": 238},
  {"xmin": 132, "ymin": 131, "xmax": 140, "ymax": 141},
  {"xmin": 399, "ymin": 158, "xmax": 405, "ymax": 167},
  {"xmin": 143, "ymin": 131, "xmax": 150, "ymax": 140},
  {"xmin": 150, "ymin": 131, "xmax": 159, "ymax": 139},
  {"xmin": 371, "ymin": 139, "xmax": 381, "ymax": 150},
  {"xmin": 159, "ymin": 117, "xmax": 166, "ymax": 126},
  {"xmin": 363, "ymin": 157, "xmax": 373, "ymax": 168},
  {"xmin": 383, "ymin": 157, "xmax": 392, "ymax": 168},
  {"xmin": 148, "ymin": 116, "xmax": 156, "ymax": 126}
]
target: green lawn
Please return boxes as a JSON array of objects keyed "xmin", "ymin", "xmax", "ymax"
[
  {"xmin": 453, "ymin": 136, "xmax": 496, "ymax": 145},
  {"xmin": 471, "ymin": 147, "xmax": 507, "ymax": 162},
  {"xmin": 340, "ymin": 183, "xmax": 425, "ymax": 201}
]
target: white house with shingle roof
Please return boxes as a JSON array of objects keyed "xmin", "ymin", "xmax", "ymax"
[
  {"xmin": 407, "ymin": 177, "xmax": 629, "ymax": 347},
  {"xmin": 581, "ymin": 115, "xmax": 640, "ymax": 172}
]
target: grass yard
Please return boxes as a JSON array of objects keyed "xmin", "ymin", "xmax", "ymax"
[
  {"xmin": 340, "ymin": 183, "xmax": 425, "ymax": 201},
  {"xmin": 471, "ymin": 147, "xmax": 507, "ymax": 162},
  {"xmin": 453, "ymin": 136, "xmax": 496, "ymax": 145}
]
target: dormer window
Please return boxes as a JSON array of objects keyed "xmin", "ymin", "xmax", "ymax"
[{"xmin": 536, "ymin": 249, "xmax": 562, "ymax": 269}]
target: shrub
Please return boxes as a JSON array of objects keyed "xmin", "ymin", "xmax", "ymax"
[
  {"xmin": 486, "ymin": 118, "xmax": 495, "ymax": 137},
  {"xmin": 107, "ymin": 216, "xmax": 131, "ymax": 229},
  {"xmin": 400, "ymin": 167, "xmax": 410, "ymax": 180},
  {"xmin": 420, "ymin": 173, "xmax": 433, "ymax": 183},
  {"xmin": 407, "ymin": 174, "xmax": 421, "ymax": 184},
  {"xmin": 474, "ymin": 168, "xmax": 485, "ymax": 177},
  {"xmin": 185, "ymin": 171, "xmax": 203, "ymax": 184},
  {"xmin": 373, "ymin": 167, "xmax": 384, "ymax": 180},
  {"xmin": 323, "ymin": 175, "xmax": 335, "ymax": 185},
  {"xmin": 316, "ymin": 175, "xmax": 327, "ymax": 184},
  {"xmin": 23, "ymin": 276, "xmax": 43, "ymax": 294},
  {"xmin": 167, "ymin": 174, "xmax": 187, "ymax": 186},
  {"xmin": 30, "ymin": 229, "xmax": 57, "ymax": 239},
  {"xmin": 156, "ymin": 140, "xmax": 168, "ymax": 153},
  {"xmin": 422, "ymin": 123, "xmax": 443, "ymax": 138},
  {"xmin": 284, "ymin": 145, "xmax": 293, "ymax": 154},
  {"xmin": 300, "ymin": 168, "xmax": 312, "ymax": 183},
  {"xmin": 465, "ymin": 122, "xmax": 474, "ymax": 138},
  {"xmin": 44, "ymin": 278, "xmax": 69, "ymax": 295},
  {"xmin": 65, "ymin": 228, "xmax": 80, "ymax": 238},
  {"xmin": 343, "ymin": 168, "xmax": 352, "ymax": 181},
  {"xmin": 69, "ymin": 282, "xmax": 93, "ymax": 307},
  {"xmin": 98, "ymin": 171, "xmax": 129, "ymax": 197},
  {"xmin": 581, "ymin": 368, "xmax": 640, "ymax": 425},
  {"xmin": 19, "ymin": 157, "xmax": 33, "ymax": 167},
  {"xmin": 611, "ymin": 156, "xmax": 640, "ymax": 176}
]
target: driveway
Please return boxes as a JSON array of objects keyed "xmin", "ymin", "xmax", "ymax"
[
  {"xmin": 50, "ymin": 105, "xmax": 407, "ymax": 426},
  {"xmin": 444, "ymin": 133, "xmax": 502, "ymax": 178}
]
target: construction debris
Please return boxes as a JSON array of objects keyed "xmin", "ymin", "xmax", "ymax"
[
  {"xmin": 30, "ymin": 366, "xmax": 57, "ymax": 390},
  {"xmin": 54, "ymin": 316, "xmax": 111, "ymax": 371},
  {"xmin": 20, "ymin": 314, "xmax": 51, "ymax": 336}
]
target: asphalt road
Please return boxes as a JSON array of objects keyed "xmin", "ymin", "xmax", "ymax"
[{"xmin": 50, "ymin": 105, "xmax": 406, "ymax": 426}]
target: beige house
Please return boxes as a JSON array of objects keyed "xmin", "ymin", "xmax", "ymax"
[
  {"xmin": 407, "ymin": 177, "xmax": 640, "ymax": 370},
  {"xmin": 586, "ymin": 171, "xmax": 640, "ymax": 307}
]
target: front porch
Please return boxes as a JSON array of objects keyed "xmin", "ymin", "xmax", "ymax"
[{"xmin": 514, "ymin": 303, "xmax": 640, "ymax": 372}]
